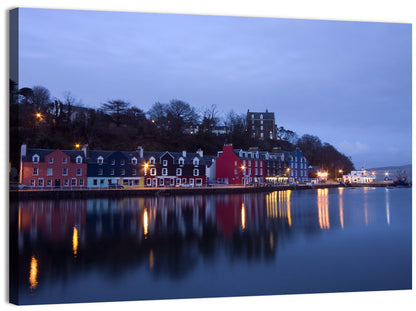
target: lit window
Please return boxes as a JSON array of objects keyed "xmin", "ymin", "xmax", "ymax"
[
  {"xmin": 47, "ymin": 168, "xmax": 53, "ymax": 176},
  {"xmin": 150, "ymin": 168, "xmax": 156, "ymax": 176}
]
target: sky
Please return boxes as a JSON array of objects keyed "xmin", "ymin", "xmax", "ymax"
[{"xmin": 16, "ymin": 8, "xmax": 412, "ymax": 169}]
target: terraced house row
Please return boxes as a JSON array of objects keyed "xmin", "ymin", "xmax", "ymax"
[{"xmin": 19, "ymin": 143, "xmax": 310, "ymax": 189}]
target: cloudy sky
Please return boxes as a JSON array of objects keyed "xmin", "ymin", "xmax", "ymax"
[{"xmin": 17, "ymin": 8, "xmax": 412, "ymax": 168}]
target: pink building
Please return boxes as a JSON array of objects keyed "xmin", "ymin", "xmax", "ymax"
[{"xmin": 19, "ymin": 144, "xmax": 87, "ymax": 188}]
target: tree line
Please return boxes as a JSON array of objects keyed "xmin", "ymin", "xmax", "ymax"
[{"xmin": 9, "ymin": 82, "xmax": 355, "ymax": 180}]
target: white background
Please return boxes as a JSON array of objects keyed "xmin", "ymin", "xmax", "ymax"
[{"xmin": 1, "ymin": 0, "xmax": 415, "ymax": 310}]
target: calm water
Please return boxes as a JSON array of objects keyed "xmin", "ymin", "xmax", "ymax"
[{"xmin": 11, "ymin": 187, "xmax": 412, "ymax": 305}]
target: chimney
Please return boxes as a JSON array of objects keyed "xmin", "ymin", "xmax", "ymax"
[
  {"xmin": 137, "ymin": 146, "xmax": 144, "ymax": 158},
  {"xmin": 197, "ymin": 148, "xmax": 203, "ymax": 157},
  {"xmin": 21, "ymin": 144, "xmax": 27, "ymax": 158},
  {"xmin": 82, "ymin": 144, "xmax": 88, "ymax": 158},
  {"xmin": 182, "ymin": 150, "xmax": 187, "ymax": 157}
]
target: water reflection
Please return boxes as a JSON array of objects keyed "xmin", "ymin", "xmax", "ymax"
[
  {"xmin": 29, "ymin": 256, "xmax": 38, "ymax": 291},
  {"xmin": 12, "ymin": 187, "xmax": 411, "ymax": 303},
  {"xmin": 339, "ymin": 188, "xmax": 344, "ymax": 230},
  {"xmin": 317, "ymin": 188, "xmax": 330, "ymax": 230}
]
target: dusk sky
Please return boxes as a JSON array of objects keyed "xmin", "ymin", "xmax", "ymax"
[{"xmin": 17, "ymin": 8, "xmax": 412, "ymax": 169}]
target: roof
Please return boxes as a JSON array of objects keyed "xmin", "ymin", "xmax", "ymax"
[
  {"xmin": 23, "ymin": 148, "xmax": 87, "ymax": 163},
  {"xmin": 247, "ymin": 111, "xmax": 275, "ymax": 120}
]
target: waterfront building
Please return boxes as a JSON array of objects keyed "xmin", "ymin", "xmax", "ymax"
[
  {"xmin": 288, "ymin": 148, "xmax": 310, "ymax": 183},
  {"xmin": 246, "ymin": 109, "xmax": 277, "ymax": 140},
  {"xmin": 216, "ymin": 145, "xmax": 265, "ymax": 185},
  {"xmin": 86, "ymin": 147, "xmax": 145, "ymax": 188},
  {"xmin": 343, "ymin": 170, "xmax": 376, "ymax": 184},
  {"xmin": 261, "ymin": 148, "xmax": 291, "ymax": 184},
  {"xmin": 143, "ymin": 149, "xmax": 208, "ymax": 187},
  {"xmin": 19, "ymin": 144, "xmax": 88, "ymax": 188}
]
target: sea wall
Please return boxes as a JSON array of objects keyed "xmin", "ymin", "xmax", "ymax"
[{"xmin": 9, "ymin": 182, "xmax": 394, "ymax": 201}]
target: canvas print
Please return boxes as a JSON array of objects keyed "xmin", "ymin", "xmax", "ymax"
[{"xmin": 9, "ymin": 8, "xmax": 412, "ymax": 305}]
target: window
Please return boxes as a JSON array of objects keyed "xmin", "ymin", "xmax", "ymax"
[
  {"xmin": 132, "ymin": 169, "xmax": 137, "ymax": 176},
  {"xmin": 110, "ymin": 168, "xmax": 115, "ymax": 175},
  {"xmin": 234, "ymin": 169, "xmax": 237, "ymax": 175},
  {"xmin": 32, "ymin": 155, "xmax": 39, "ymax": 163},
  {"xmin": 111, "ymin": 159, "xmax": 115, "ymax": 165},
  {"xmin": 77, "ymin": 168, "xmax": 82, "ymax": 176},
  {"xmin": 121, "ymin": 169, "xmax": 125, "ymax": 175},
  {"xmin": 33, "ymin": 168, "xmax": 38, "ymax": 176},
  {"xmin": 176, "ymin": 178, "xmax": 182, "ymax": 185},
  {"xmin": 255, "ymin": 161, "xmax": 258, "ymax": 167},
  {"xmin": 182, "ymin": 178, "xmax": 187, "ymax": 184},
  {"xmin": 193, "ymin": 158, "xmax": 199, "ymax": 166},
  {"xmin": 48, "ymin": 157, "xmax": 54, "ymax": 164},
  {"xmin": 30, "ymin": 180, "xmax": 35, "ymax": 187},
  {"xmin": 79, "ymin": 179, "xmax": 84, "ymax": 186},
  {"xmin": 159, "ymin": 179, "xmax": 164, "ymax": 186},
  {"xmin": 248, "ymin": 161, "xmax": 251, "ymax": 167},
  {"xmin": 38, "ymin": 179, "xmax": 44, "ymax": 187},
  {"xmin": 260, "ymin": 132, "xmax": 264, "ymax": 138},
  {"xmin": 189, "ymin": 179, "xmax": 194, "ymax": 185},
  {"xmin": 62, "ymin": 157, "xmax": 67, "ymax": 164},
  {"xmin": 251, "ymin": 114, "xmax": 254, "ymax": 119},
  {"xmin": 178, "ymin": 158, "xmax": 184, "ymax": 165},
  {"xmin": 132, "ymin": 158, "xmax": 137, "ymax": 165},
  {"xmin": 46, "ymin": 179, "xmax": 52, "ymax": 187},
  {"xmin": 93, "ymin": 179, "xmax": 98, "ymax": 186},
  {"xmin": 255, "ymin": 168, "xmax": 258, "ymax": 175},
  {"xmin": 176, "ymin": 168, "xmax": 182, "ymax": 176},
  {"xmin": 63, "ymin": 168, "xmax": 68, "ymax": 176},
  {"xmin": 76, "ymin": 156, "xmax": 82, "ymax": 164},
  {"xmin": 147, "ymin": 178, "xmax": 152, "ymax": 186},
  {"xmin": 150, "ymin": 168, "xmax": 157, "ymax": 176},
  {"xmin": 243, "ymin": 160, "xmax": 246, "ymax": 166},
  {"xmin": 98, "ymin": 156, "xmax": 103, "ymax": 164},
  {"xmin": 260, "ymin": 114, "xmax": 263, "ymax": 119},
  {"xmin": 196, "ymin": 179, "xmax": 202, "ymax": 186},
  {"xmin": 193, "ymin": 169, "xmax": 199, "ymax": 176},
  {"xmin": 261, "ymin": 120, "xmax": 263, "ymax": 125},
  {"xmin": 162, "ymin": 168, "xmax": 168, "ymax": 176},
  {"xmin": 47, "ymin": 168, "xmax": 53, "ymax": 176},
  {"xmin": 98, "ymin": 168, "xmax": 103, "ymax": 175},
  {"xmin": 120, "ymin": 160, "xmax": 125, "ymax": 166},
  {"xmin": 64, "ymin": 179, "xmax": 69, "ymax": 186},
  {"xmin": 149, "ymin": 157, "xmax": 155, "ymax": 165},
  {"xmin": 260, "ymin": 126, "xmax": 263, "ymax": 130},
  {"xmin": 260, "ymin": 168, "xmax": 263, "ymax": 175},
  {"xmin": 260, "ymin": 162, "xmax": 263, "ymax": 167},
  {"xmin": 71, "ymin": 178, "xmax": 77, "ymax": 186},
  {"xmin": 163, "ymin": 159, "xmax": 168, "ymax": 166}
]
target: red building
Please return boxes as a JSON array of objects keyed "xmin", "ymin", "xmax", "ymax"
[
  {"xmin": 216, "ymin": 144, "xmax": 265, "ymax": 185},
  {"xmin": 19, "ymin": 144, "xmax": 88, "ymax": 188}
]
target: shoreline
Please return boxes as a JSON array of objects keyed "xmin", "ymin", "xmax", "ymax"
[{"xmin": 9, "ymin": 182, "xmax": 397, "ymax": 201}]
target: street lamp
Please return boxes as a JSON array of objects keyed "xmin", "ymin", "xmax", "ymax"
[{"xmin": 74, "ymin": 143, "xmax": 81, "ymax": 149}]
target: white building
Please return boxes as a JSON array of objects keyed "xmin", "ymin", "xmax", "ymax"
[{"xmin": 343, "ymin": 170, "xmax": 376, "ymax": 184}]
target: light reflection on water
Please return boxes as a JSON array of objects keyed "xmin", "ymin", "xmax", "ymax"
[{"xmin": 12, "ymin": 187, "xmax": 412, "ymax": 304}]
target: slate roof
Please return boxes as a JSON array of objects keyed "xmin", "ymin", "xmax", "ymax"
[{"xmin": 22, "ymin": 148, "xmax": 87, "ymax": 163}]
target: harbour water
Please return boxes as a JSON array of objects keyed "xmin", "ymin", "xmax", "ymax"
[{"xmin": 10, "ymin": 187, "xmax": 412, "ymax": 305}]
